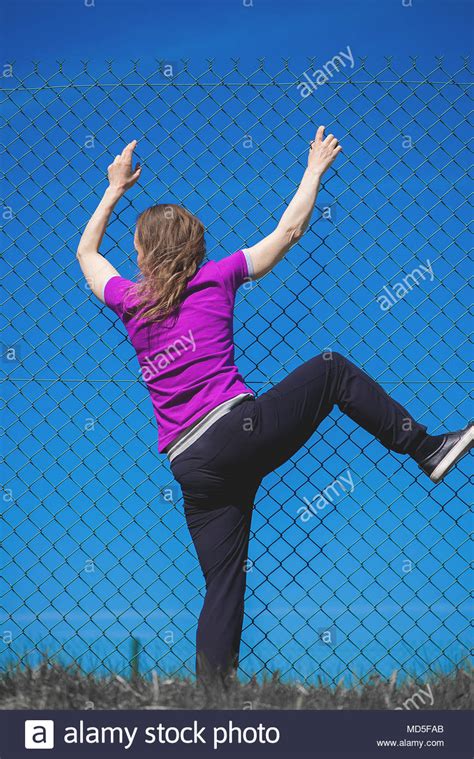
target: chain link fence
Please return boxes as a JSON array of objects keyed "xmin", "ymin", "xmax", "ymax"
[{"xmin": 1, "ymin": 58, "xmax": 472, "ymax": 685}]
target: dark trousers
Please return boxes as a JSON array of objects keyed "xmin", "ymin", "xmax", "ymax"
[{"xmin": 170, "ymin": 352, "xmax": 432, "ymax": 682}]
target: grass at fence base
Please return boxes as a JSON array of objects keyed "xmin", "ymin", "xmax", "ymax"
[{"xmin": 0, "ymin": 660, "xmax": 471, "ymax": 710}]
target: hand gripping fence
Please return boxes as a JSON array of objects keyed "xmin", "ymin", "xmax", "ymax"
[{"xmin": 1, "ymin": 57, "xmax": 472, "ymax": 685}]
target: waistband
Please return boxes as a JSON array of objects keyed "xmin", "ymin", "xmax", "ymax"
[{"xmin": 165, "ymin": 393, "xmax": 254, "ymax": 463}]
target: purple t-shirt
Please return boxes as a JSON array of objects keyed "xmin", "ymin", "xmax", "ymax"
[{"xmin": 104, "ymin": 249, "xmax": 254, "ymax": 452}]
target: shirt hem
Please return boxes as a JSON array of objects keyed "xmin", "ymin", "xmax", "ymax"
[{"xmin": 158, "ymin": 387, "xmax": 255, "ymax": 454}]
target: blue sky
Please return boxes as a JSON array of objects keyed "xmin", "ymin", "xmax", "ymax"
[{"xmin": 1, "ymin": 0, "xmax": 473, "ymax": 61}]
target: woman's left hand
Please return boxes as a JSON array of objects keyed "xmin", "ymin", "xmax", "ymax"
[{"xmin": 107, "ymin": 140, "xmax": 142, "ymax": 193}]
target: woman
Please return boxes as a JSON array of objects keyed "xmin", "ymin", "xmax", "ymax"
[{"xmin": 77, "ymin": 128, "xmax": 473, "ymax": 685}]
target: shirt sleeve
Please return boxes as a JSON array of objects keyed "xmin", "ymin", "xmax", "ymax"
[
  {"xmin": 103, "ymin": 276, "xmax": 135, "ymax": 320},
  {"xmin": 215, "ymin": 250, "xmax": 253, "ymax": 297}
]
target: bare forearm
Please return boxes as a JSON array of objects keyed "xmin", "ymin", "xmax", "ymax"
[
  {"xmin": 75, "ymin": 185, "xmax": 123, "ymax": 301},
  {"xmin": 245, "ymin": 127, "xmax": 341, "ymax": 279},
  {"xmin": 244, "ymin": 170, "xmax": 322, "ymax": 278},
  {"xmin": 77, "ymin": 186, "xmax": 123, "ymax": 255},
  {"xmin": 277, "ymin": 168, "xmax": 322, "ymax": 242},
  {"xmin": 76, "ymin": 140, "xmax": 141, "ymax": 302}
]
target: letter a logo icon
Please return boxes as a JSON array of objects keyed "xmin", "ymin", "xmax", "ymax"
[{"xmin": 24, "ymin": 720, "xmax": 55, "ymax": 749}]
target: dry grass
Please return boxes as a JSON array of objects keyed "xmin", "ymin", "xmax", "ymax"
[{"xmin": 0, "ymin": 660, "xmax": 472, "ymax": 710}]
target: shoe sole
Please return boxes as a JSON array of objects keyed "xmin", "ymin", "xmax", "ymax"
[{"xmin": 430, "ymin": 425, "xmax": 474, "ymax": 483}]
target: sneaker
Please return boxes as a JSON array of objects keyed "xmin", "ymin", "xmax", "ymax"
[{"xmin": 419, "ymin": 422, "xmax": 474, "ymax": 483}]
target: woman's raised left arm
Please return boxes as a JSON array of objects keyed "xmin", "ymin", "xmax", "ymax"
[{"xmin": 76, "ymin": 140, "xmax": 141, "ymax": 302}]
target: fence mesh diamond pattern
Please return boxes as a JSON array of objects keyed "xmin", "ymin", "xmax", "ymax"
[{"xmin": 1, "ymin": 58, "xmax": 472, "ymax": 685}]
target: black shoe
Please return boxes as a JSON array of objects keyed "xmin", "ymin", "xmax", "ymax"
[{"xmin": 419, "ymin": 422, "xmax": 474, "ymax": 483}]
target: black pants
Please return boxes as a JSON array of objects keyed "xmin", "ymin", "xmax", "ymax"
[{"xmin": 170, "ymin": 352, "xmax": 434, "ymax": 682}]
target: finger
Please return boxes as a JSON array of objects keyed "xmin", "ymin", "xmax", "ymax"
[
  {"xmin": 122, "ymin": 139, "xmax": 138, "ymax": 159},
  {"xmin": 323, "ymin": 133, "xmax": 335, "ymax": 144},
  {"xmin": 114, "ymin": 155, "xmax": 121, "ymax": 163},
  {"xmin": 333, "ymin": 144, "xmax": 343, "ymax": 155},
  {"xmin": 315, "ymin": 125, "xmax": 325, "ymax": 143}
]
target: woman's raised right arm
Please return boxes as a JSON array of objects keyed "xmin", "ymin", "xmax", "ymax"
[{"xmin": 244, "ymin": 126, "xmax": 342, "ymax": 279}]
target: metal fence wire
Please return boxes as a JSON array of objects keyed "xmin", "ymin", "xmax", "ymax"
[{"xmin": 1, "ymin": 58, "xmax": 472, "ymax": 685}]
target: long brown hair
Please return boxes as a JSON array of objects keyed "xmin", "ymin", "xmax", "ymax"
[{"xmin": 134, "ymin": 204, "xmax": 206, "ymax": 322}]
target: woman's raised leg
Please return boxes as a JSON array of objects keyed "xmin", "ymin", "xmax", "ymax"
[{"xmin": 248, "ymin": 351, "xmax": 445, "ymax": 477}]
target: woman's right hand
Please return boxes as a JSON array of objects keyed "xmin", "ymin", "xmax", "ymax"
[{"xmin": 307, "ymin": 126, "xmax": 342, "ymax": 177}]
